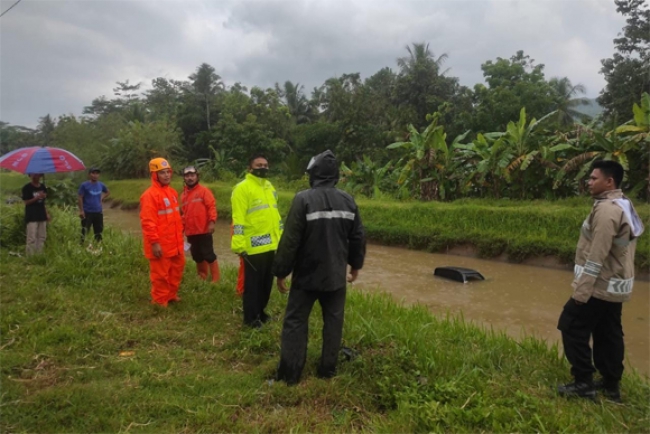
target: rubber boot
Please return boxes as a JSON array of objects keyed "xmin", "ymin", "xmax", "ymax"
[
  {"xmin": 196, "ymin": 261, "xmax": 209, "ymax": 280},
  {"xmin": 209, "ymin": 260, "xmax": 220, "ymax": 283}
]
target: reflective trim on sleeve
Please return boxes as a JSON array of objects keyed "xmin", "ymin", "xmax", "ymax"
[
  {"xmin": 607, "ymin": 277, "xmax": 634, "ymax": 294},
  {"xmin": 247, "ymin": 204, "xmax": 270, "ymax": 214},
  {"xmin": 191, "ymin": 198, "xmax": 204, "ymax": 203},
  {"xmin": 306, "ymin": 210, "xmax": 355, "ymax": 221},
  {"xmin": 158, "ymin": 209, "xmax": 173, "ymax": 215},
  {"xmin": 233, "ymin": 225, "xmax": 244, "ymax": 235},
  {"xmin": 583, "ymin": 260, "xmax": 602, "ymax": 277},
  {"xmin": 574, "ymin": 264, "xmax": 584, "ymax": 280}
]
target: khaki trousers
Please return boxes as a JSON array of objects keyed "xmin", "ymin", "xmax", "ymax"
[{"xmin": 26, "ymin": 221, "xmax": 47, "ymax": 255}]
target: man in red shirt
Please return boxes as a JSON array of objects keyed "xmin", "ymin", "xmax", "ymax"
[
  {"xmin": 181, "ymin": 166, "xmax": 220, "ymax": 282},
  {"xmin": 140, "ymin": 158, "xmax": 185, "ymax": 306}
]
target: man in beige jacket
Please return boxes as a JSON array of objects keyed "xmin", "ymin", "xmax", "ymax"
[{"xmin": 557, "ymin": 160, "xmax": 645, "ymax": 402}]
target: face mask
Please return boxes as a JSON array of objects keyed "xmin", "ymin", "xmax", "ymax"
[{"xmin": 252, "ymin": 168, "xmax": 269, "ymax": 178}]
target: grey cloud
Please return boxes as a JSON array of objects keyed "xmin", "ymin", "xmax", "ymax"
[{"xmin": 0, "ymin": 0, "xmax": 625, "ymax": 127}]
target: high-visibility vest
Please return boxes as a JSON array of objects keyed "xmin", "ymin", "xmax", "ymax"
[{"xmin": 231, "ymin": 173, "xmax": 283, "ymax": 255}]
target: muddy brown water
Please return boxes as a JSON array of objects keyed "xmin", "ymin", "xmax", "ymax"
[{"xmin": 104, "ymin": 207, "xmax": 650, "ymax": 377}]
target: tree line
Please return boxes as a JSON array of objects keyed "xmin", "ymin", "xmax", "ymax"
[{"xmin": 1, "ymin": 0, "xmax": 647, "ymax": 200}]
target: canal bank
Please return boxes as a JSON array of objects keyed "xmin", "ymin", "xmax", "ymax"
[{"xmin": 104, "ymin": 207, "xmax": 650, "ymax": 376}]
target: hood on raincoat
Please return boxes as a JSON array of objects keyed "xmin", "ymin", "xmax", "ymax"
[
  {"xmin": 307, "ymin": 150, "xmax": 339, "ymax": 188},
  {"xmin": 150, "ymin": 171, "xmax": 169, "ymax": 189}
]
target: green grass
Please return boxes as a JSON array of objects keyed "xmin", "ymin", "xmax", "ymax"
[
  {"xmin": 1, "ymin": 204, "xmax": 649, "ymax": 432},
  {"xmin": 103, "ymin": 175, "xmax": 650, "ymax": 269},
  {"xmin": 3, "ymin": 171, "xmax": 648, "ymax": 268}
]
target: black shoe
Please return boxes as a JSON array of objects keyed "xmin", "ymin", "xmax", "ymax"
[
  {"xmin": 594, "ymin": 379, "xmax": 621, "ymax": 403},
  {"xmin": 276, "ymin": 364, "xmax": 300, "ymax": 386},
  {"xmin": 245, "ymin": 319, "xmax": 263, "ymax": 329},
  {"xmin": 260, "ymin": 312, "xmax": 272, "ymax": 323},
  {"xmin": 557, "ymin": 381, "xmax": 596, "ymax": 400},
  {"xmin": 316, "ymin": 365, "xmax": 337, "ymax": 379}
]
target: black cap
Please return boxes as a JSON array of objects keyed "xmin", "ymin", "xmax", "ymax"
[{"xmin": 88, "ymin": 167, "xmax": 101, "ymax": 173}]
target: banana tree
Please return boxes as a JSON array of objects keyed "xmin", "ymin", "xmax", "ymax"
[
  {"xmin": 616, "ymin": 92, "xmax": 649, "ymax": 143},
  {"xmin": 339, "ymin": 156, "xmax": 393, "ymax": 198},
  {"xmin": 614, "ymin": 92, "xmax": 649, "ymax": 196},
  {"xmin": 194, "ymin": 144, "xmax": 237, "ymax": 179},
  {"xmin": 388, "ymin": 112, "xmax": 468, "ymax": 200},
  {"xmin": 555, "ymin": 125, "xmax": 640, "ymax": 192},
  {"xmin": 456, "ymin": 132, "xmax": 509, "ymax": 198},
  {"xmin": 500, "ymin": 107, "xmax": 556, "ymax": 198}
]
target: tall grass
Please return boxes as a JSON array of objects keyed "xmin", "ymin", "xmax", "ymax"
[{"xmin": 1, "ymin": 205, "xmax": 649, "ymax": 432}]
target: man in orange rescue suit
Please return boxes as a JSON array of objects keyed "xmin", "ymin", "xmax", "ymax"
[
  {"xmin": 140, "ymin": 158, "xmax": 185, "ymax": 307},
  {"xmin": 231, "ymin": 154, "xmax": 283, "ymax": 328},
  {"xmin": 181, "ymin": 166, "xmax": 220, "ymax": 282}
]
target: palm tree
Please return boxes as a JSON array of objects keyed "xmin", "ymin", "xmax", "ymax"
[
  {"xmin": 549, "ymin": 77, "xmax": 591, "ymax": 127},
  {"xmin": 397, "ymin": 43, "xmax": 449, "ymax": 75},
  {"xmin": 189, "ymin": 63, "xmax": 224, "ymax": 129},
  {"xmin": 396, "ymin": 43, "xmax": 452, "ymax": 128},
  {"xmin": 275, "ymin": 81, "xmax": 313, "ymax": 124}
]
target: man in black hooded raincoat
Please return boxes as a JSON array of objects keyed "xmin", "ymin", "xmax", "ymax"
[{"xmin": 273, "ymin": 150, "xmax": 366, "ymax": 385}]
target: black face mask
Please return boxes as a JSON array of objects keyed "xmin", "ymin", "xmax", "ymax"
[{"xmin": 251, "ymin": 168, "xmax": 269, "ymax": 178}]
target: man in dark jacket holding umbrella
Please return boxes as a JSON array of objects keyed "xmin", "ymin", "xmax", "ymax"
[{"xmin": 273, "ymin": 150, "xmax": 366, "ymax": 385}]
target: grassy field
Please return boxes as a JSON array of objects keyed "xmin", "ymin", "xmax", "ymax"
[
  {"xmin": 1, "ymin": 172, "xmax": 650, "ymax": 432},
  {"xmin": 1, "ymin": 205, "xmax": 649, "ymax": 432}
]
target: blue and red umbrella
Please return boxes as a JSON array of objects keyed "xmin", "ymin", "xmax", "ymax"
[{"xmin": 0, "ymin": 146, "xmax": 85, "ymax": 174}]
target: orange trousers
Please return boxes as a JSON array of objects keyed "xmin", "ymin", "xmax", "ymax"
[{"xmin": 149, "ymin": 254, "xmax": 186, "ymax": 306}]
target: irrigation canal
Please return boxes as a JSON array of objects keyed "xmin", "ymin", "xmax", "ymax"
[{"xmin": 104, "ymin": 207, "xmax": 650, "ymax": 377}]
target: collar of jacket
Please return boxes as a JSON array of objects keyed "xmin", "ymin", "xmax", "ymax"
[
  {"xmin": 593, "ymin": 189, "xmax": 623, "ymax": 201},
  {"xmin": 311, "ymin": 177, "xmax": 337, "ymax": 188},
  {"xmin": 183, "ymin": 182, "xmax": 199, "ymax": 192},
  {"xmin": 245, "ymin": 172, "xmax": 268, "ymax": 185}
]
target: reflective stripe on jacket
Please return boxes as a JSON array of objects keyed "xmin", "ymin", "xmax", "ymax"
[
  {"xmin": 271, "ymin": 150, "xmax": 365, "ymax": 292},
  {"xmin": 230, "ymin": 173, "xmax": 282, "ymax": 255},
  {"xmin": 181, "ymin": 183, "xmax": 217, "ymax": 236},
  {"xmin": 572, "ymin": 189, "xmax": 640, "ymax": 303},
  {"xmin": 140, "ymin": 173, "xmax": 184, "ymax": 259}
]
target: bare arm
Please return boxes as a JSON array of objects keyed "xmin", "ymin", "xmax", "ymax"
[{"xmin": 78, "ymin": 195, "xmax": 85, "ymax": 218}]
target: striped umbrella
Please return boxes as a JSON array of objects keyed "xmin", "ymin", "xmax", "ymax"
[{"xmin": 0, "ymin": 146, "xmax": 85, "ymax": 174}]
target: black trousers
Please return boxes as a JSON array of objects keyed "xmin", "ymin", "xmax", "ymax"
[
  {"xmin": 242, "ymin": 251, "xmax": 275, "ymax": 327},
  {"xmin": 277, "ymin": 286, "xmax": 346, "ymax": 384},
  {"xmin": 187, "ymin": 233, "xmax": 217, "ymax": 263},
  {"xmin": 557, "ymin": 296, "xmax": 624, "ymax": 384},
  {"xmin": 81, "ymin": 212, "xmax": 104, "ymax": 242}
]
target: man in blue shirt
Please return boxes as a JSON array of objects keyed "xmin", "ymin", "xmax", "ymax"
[{"xmin": 78, "ymin": 167, "xmax": 110, "ymax": 244}]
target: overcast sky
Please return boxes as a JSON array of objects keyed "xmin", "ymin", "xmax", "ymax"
[{"xmin": 0, "ymin": 0, "xmax": 625, "ymax": 128}]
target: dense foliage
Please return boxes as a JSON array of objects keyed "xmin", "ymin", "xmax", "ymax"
[{"xmin": 1, "ymin": 1, "xmax": 647, "ymax": 200}]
